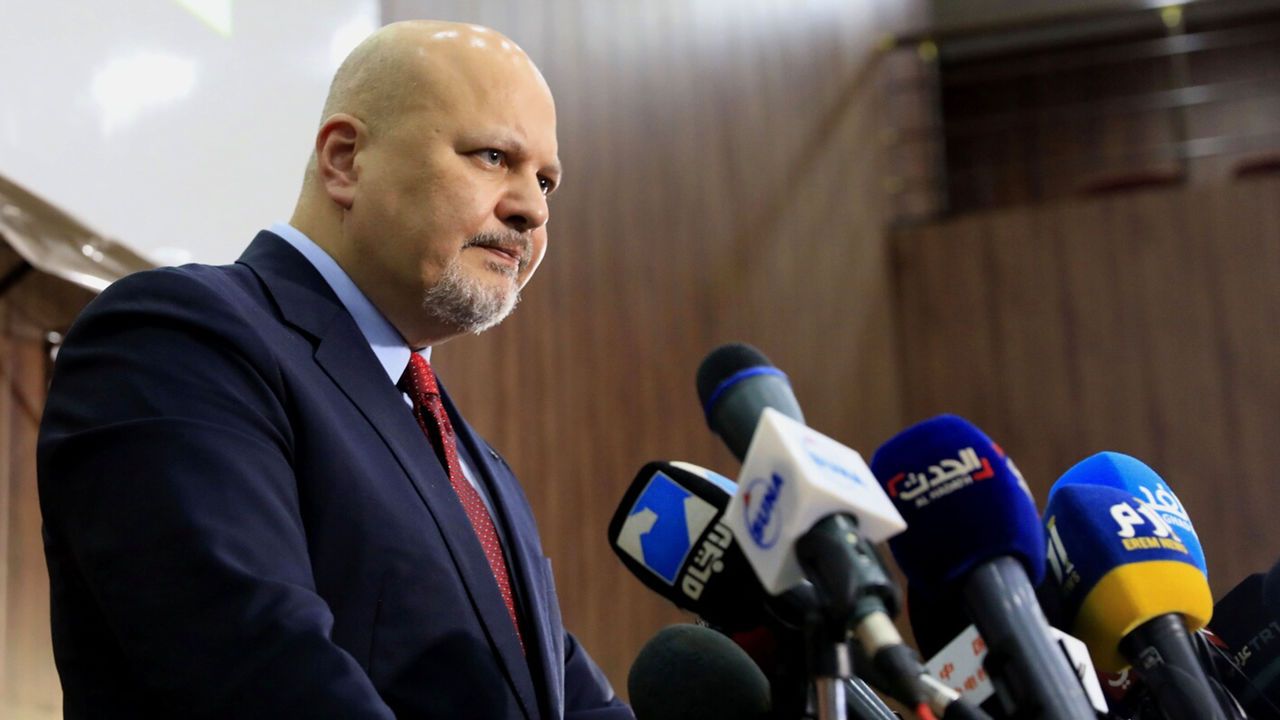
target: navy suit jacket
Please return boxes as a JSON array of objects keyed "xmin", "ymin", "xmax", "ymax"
[{"xmin": 38, "ymin": 231, "xmax": 630, "ymax": 719}]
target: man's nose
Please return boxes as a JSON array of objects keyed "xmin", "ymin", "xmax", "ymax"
[{"xmin": 496, "ymin": 174, "xmax": 549, "ymax": 232}]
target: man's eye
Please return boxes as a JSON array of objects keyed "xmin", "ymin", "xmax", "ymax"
[
  {"xmin": 480, "ymin": 149, "xmax": 505, "ymax": 166},
  {"xmin": 539, "ymin": 177, "xmax": 555, "ymax": 196}
]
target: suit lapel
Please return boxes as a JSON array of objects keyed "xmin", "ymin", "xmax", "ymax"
[
  {"xmin": 236, "ymin": 232, "xmax": 539, "ymax": 719},
  {"xmin": 442, "ymin": 389, "xmax": 564, "ymax": 720}
]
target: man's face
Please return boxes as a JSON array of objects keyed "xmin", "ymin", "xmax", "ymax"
[{"xmin": 347, "ymin": 49, "xmax": 560, "ymax": 340}]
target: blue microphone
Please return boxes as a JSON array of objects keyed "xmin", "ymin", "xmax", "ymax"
[
  {"xmin": 1042, "ymin": 477, "xmax": 1222, "ymax": 720},
  {"xmin": 1047, "ymin": 452, "xmax": 1206, "ymax": 578},
  {"xmin": 870, "ymin": 415, "xmax": 1096, "ymax": 720}
]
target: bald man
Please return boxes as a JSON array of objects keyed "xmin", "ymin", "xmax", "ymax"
[{"xmin": 38, "ymin": 21, "xmax": 631, "ymax": 719}]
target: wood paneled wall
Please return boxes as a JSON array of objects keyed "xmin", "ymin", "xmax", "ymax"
[
  {"xmin": 938, "ymin": 6, "xmax": 1280, "ymax": 213},
  {"xmin": 386, "ymin": 0, "xmax": 926, "ymax": 696},
  {"xmin": 892, "ymin": 176, "xmax": 1280, "ymax": 595},
  {"xmin": 0, "ymin": 307, "xmax": 58, "ymax": 719}
]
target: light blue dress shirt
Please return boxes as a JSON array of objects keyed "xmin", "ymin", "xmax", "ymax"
[{"xmin": 269, "ymin": 222, "xmax": 496, "ymax": 515}]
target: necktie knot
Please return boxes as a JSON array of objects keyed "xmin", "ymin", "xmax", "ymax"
[{"xmin": 399, "ymin": 353, "xmax": 441, "ymax": 406}]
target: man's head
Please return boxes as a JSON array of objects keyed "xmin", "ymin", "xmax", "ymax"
[{"xmin": 292, "ymin": 20, "xmax": 560, "ymax": 347}]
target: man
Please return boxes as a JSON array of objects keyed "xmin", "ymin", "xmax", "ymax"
[{"xmin": 38, "ymin": 20, "xmax": 631, "ymax": 719}]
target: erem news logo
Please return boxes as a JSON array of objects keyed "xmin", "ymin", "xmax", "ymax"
[
  {"xmin": 615, "ymin": 472, "xmax": 723, "ymax": 599},
  {"xmin": 742, "ymin": 473, "xmax": 784, "ymax": 549},
  {"xmin": 1108, "ymin": 499, "xmax": 1187, "ymax": 554},
  {"xmin": 1046, "ymin": 496, "xmax": 1190, "ymax": 596}
]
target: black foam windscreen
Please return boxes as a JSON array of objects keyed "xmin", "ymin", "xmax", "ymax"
[
  {"xmin": 695, "ymin": 343, "xmax": 772, "ymax": 410},
  {"xmin": 628, "ymin": 624, "xmax": 772, "ymax": 720},
  {"xmin": 695, "ymin": 343, "xmax": 803, "ymax": 460}
]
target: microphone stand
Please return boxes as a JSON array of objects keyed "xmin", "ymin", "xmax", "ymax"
[
  {"xmin": 802, "ymin": 593, "xmax": 902, "ymax": 720},
  {"xmin": 846, "ymin": 677, "xmax": 902, "ymax": 720},
  {"xmin": 797, "ymin": 515, "xmax": 901, "ymax": 720},
  {"xmin": 812, "ymin": 631, "xmax": 853, "ymax": 720}
]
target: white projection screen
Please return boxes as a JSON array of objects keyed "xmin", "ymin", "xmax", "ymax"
[{"xmin": 0, "ymin": 0, "xmax": 381, "ymax": 265}]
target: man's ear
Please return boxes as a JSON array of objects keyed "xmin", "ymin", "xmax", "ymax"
[{"xmin": 315, "ymin": 113, "xmax": 365, "ymax": 209}]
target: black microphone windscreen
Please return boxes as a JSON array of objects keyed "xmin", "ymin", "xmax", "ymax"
[
  {"xmin": 695, "ymin": 343, "xmax": 803, "ymax": 460},
  {"xmin": 696, "ymin": 343, "xmax": 773, "ymax": 409},
  {"xmin": 628, "ymin": 624, "xmax": 771, "ymax": 720}
]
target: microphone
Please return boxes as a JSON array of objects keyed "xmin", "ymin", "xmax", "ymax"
[
  {"xmin": 610, "ymin": 459, "xmax": 990, "ymax": 720},
  {"xmin": 697, "ymin": 342, "xmax": 904, "ymax": 618},
  {"xmin": 870, "ymin": 415, "xmax": 1097, "ymax": 720},
  {"xmin": 906, "ymin": 584, "xmax": 973, "ymax": 660},
  {"xmin": 1262, "ymin": 556, "xmax": 1280, "ymax": 612},
  {"xmin": 697, "ymin": 342, "xmax": 805, "ymax": 461},
  {"xmin": 628, "ymin": 624, "xmax": 772, "ymax": 720},
  {"xmin": 1046, "ymin": 451, "xmax": 1207, "ymax": 578},
  {"xmin": 1042, "ymin": 453, "xmax": 1222, "ymax": 720},
  {"xmin": 696, "ymin": 344, "xmax": 905, "ymax": 598},
  {"xmin": 697, "ymin": 344, "xmax": 990, "ymax": 720},
  {"xmin": 920, "ymin": 620, "xmax": 1108, "ymax": 718},
  {"xmin": 629, "ymin": 624, "xmax": 905, "ymax": 720},
  {"xmin": 1208, "ymin": 571, "xmax": 1280, "ymax": 719},
  {"xmin": 607, "ymin": 459, "xmax": 851, "ymax": 719},
  {"xmin": 608, "ymin": 460, "xmax": 782, "ymax": 633},
  {"xmin": 911, "ymin": 573, "xmax": 1109, "ymax": 717}
]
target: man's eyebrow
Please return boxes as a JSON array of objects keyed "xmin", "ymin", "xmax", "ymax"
[
  {"xmin": 474, "ymin": 133, "xmax": 561, "ymax": 175},
  {"xmin": 508, "ymin": 139, "xmax": 561, "ymax": 179},
  {"xmin": 506, "ymin": 138, "xmax": 562, "ymax": 181}
]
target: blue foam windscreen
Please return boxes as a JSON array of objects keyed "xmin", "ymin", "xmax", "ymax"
[
  {"xmin": 869, "ymin": 415, "xmax": 1045, "ymax": 590},
  {"xmin": 1048, "ymin": 452, "xmax": 1207, "ymax": 577},
  {"xmin": 1042, "ymin": 482, "xmax": 1212, "ymax": 671}
]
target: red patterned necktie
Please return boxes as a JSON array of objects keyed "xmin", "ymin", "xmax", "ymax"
[{"xmin": 399, "ymin": 354, "xmax": 524, "ymax": 652}]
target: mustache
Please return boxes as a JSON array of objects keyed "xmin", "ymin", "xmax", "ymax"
[{"xmin": 465, "ymin": 232, "xmax": 532, "ymax": 269}]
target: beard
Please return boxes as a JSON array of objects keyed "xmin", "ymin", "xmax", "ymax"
[{"xmin": 421, "ymin": 232, "xmax": 529, "ymax": 335}]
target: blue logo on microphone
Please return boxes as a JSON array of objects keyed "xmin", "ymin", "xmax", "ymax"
[
  {"xmin": 743, "ymin": 473, "xmax": 784, "ymax": 549},
  {"xmin": 615, "ymin": 472, "xmax": 717, "ymax": 585}
]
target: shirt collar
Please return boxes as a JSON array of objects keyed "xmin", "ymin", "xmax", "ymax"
[{"xmin": 269, "ymin": 222, "xmax": 429, "ymax": 383}]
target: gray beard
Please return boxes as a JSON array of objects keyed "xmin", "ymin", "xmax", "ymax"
[{"xmin": 421, "ymin": 253, "xmax": 521, "ymax": 335}]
